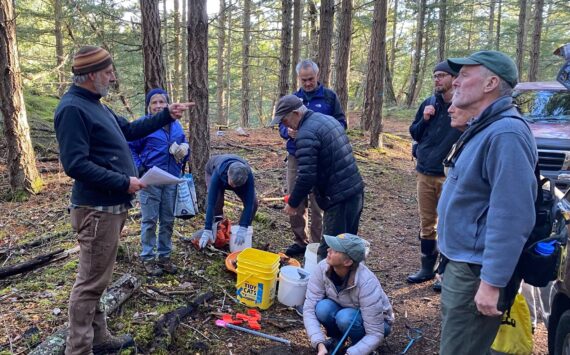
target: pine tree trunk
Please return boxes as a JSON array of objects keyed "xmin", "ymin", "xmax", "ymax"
[
  {"xmin": 495, "ymin": 0, "xmax": 502, "ymax": 50},
  {"xmin": 370, "ymin": 0, "xmax": 387, "ymax": 148},
  {"xmin": 0, "ymin": 0, "xmax": 43, "ymax": 196},
  {"xmin": 278, "ymin": 0, "xmax": 292, "ymax": 97},
  {"xmin": 241, "ymin": 0, "xmax": 251, "ymax": 127},
  {"xmin": 317, "ymin": 0, "xmax": 334, "ymax": 86},
  {"xmin": 307, "ymin": 0, "xmax": 318, "ymax": 60},
  {"xmin": 54, "ymin": 0, "xmax": 65, "ymax": 97},
  {"xmin": 406, "ymin": 0, "xmax": 425, "ymax": 108},
  {"xmin": 334, "ymin": 0, "xmax": 352, "ymax": 117},
  {"xmin": 140, "ymin": 0, "xmax": 166, "ymax": 94},
  {"xmin": 488, "ymin": 0, "xmax": 495, "ymax": 49},
  {"xmin": 182, "ymin": 0, "xmax": 189, "ymax": 102},
  {"xmin": 291, "ymin": 0, "xmax": 302, "ymax": 89},
  {"xmin": 173, "ymin": 0, "xmax": 181, "ymax": 102},
  {"xmin": 384, "ymin": 53, "xmax": 397, "ymax": 106},
  {"xmin": 390, "ymin": 0, "xmax": 397, "ymax": 71},
  {"xmin": 187, "ymin": 0, "xmax": 210, "ymax": 208},
  {"xmin": 528, "ymin": 0, "xmax": 544, "ymax": 82},
  {"xmin": 226, "ymin": 6, "xmax": 233, "ymax": 120},
  {"xmin": 216, "ymin": 0, "xmax": 227, "ymax": 125},
  {"xmin": 437, "ymin": 0, "xmax": 446, "ymax": 63},
  {"xmin": 515, "ymin": 0, "xmax": 527, "ymax": 80}
]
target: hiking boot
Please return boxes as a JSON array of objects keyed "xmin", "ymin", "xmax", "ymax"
[
  {"xmin": 157, "ymin": 257, "xmax": 178, "ymax": 274},
  {"xmin": 285, "ymin": 243, "xmax": 306, "ymax": 257},
  {"xmin": 142, "ymin": 259, "xmax": 163, "ymax": 277},
  {"xmin": 92, "ymin": 333, "xmax": 135, "ymax": 354},
  {"xmin": 294, "ymin": 304, "xmax": 303, "ymax": 317}
]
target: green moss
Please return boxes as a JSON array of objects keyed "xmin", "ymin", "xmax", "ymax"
[
  {"xmin": 253, "ymin": 211, "xmax": 270, "ymax": 225},
  {"xmin": 63, "ymin": 259, "xmax": 78, "ymax": 272},
  {"xmin": 24, "ymin": 92, "xmax": 59, "ymax": 122},
  {"xmin": 205, "ymin": 259, "xmax": 225, "ymax": 279}
]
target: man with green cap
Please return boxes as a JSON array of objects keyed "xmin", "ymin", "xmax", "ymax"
[
  {"xmin": 436, "ymin": 50, "xmax": 537, "ymax": 354},
  {"xmin": 303, "ymin": 233, "xmax": 394, "ymax": 355}
]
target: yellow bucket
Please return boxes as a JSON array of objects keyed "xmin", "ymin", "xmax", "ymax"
[{"xmin": 236, "ymin": 248, "xmax": 280, "ymax": 310}]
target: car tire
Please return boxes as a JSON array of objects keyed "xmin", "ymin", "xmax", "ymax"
[{"xmin": 554, "ymin": 309, "xmax": 570, "ymax": 355}]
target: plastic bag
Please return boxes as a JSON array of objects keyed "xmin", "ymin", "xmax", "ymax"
[
  {"xmin": 491, "ymin": 293, "xmax": 533, "ymax": 354},
  {"xmin": 174, "ymin": 174, "xmax": 198, "ymax": 219}
]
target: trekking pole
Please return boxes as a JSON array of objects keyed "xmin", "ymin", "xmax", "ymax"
[{"xmin": 215, "ymin": 320, "xmax": 291, "ymax": 345}]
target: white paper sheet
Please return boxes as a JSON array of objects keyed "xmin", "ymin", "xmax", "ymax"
[{"xmin": 140, "ymin": 166, "xmax": 184, "ymax": 185}]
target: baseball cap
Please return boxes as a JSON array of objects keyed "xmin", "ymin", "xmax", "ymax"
[
  {"xmin": 447, "ymin": 50, "xmax": 518, "ymax": 88},
  {"xmin": 324, "ymin": 233, "xmax": 366, "ymax": 263},
  {"xmin": 270, "ymin": 95, "xmax": 303, "ymax": 125}
]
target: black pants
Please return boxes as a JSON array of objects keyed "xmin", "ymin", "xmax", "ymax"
[
  {"xmin": 317, "ymin": 191, "xmax": 364, "ymax": 261},
  {"xmin": 213, "ymin": 188, "xmax": 258, "ymax": 226}
]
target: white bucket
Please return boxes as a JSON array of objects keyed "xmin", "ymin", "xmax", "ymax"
[
  {"xmin": 229, "ymin": 225, "xmax": 253, "ymax": 252},
  {"xmin": 277, "ymin": 266, "xmax": 310, "ymax": 307},
  {"xmin": 303, "ymin": 243, "xmax": 320, "ymax": 275}
]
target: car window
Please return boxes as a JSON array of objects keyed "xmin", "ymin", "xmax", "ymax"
[{"xmin": 514, "ymin": 90, "xmax": 570, "ymax": 120}]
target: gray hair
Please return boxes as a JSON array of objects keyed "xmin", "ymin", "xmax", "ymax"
[
  {"xmin": 228, "ymin": 162, "xmax": 249, "ymax": 187},
  {"xmin": 480, "ymin": 66, "xmax": 513, "ymax": 96},
  {"xmin": 296, "ymin": 104, "xmax": 308, "ymax": 116},
  {"xmin": 296, "ymin": 59, "xmax": 319, "ymax": 75},
  {"xmin": 73, "ymin": 74, "xmax": 89, "ymax": 85}
]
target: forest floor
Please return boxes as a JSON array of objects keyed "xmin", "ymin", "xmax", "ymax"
[{"xmin": 0, "ymin": 114, "xmax": 548, "ymax": 354}]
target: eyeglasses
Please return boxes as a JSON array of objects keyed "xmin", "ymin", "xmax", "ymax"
[{"xmin": 433, "ymin": 73, "xmax": 450, "ymax": 80}]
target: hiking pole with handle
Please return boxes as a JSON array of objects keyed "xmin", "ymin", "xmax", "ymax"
[{"xmin": 215, "ymin": 319, "xmax": 291, "ymax": 345}]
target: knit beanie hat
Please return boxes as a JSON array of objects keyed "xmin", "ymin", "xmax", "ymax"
[
  {"xmin": 72, "ymin": 46, "xmax": 113, "ymax": 75},
  {"xmin": 433, "ymin": 60, "xmax": 458, "ymax": 76},
  {"xmin": 145, "ymin": 88, "xmax": 170, "ymax": 108}
]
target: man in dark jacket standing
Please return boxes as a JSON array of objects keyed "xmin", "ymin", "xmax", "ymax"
[
  {"xmin": 272, "ymin": 95, "xmax": 364, "ymax": 261},
  {"xmin": 407, "ymin": 61, "xmax": 461, "ymax": 288},
  {"xmin": 280, "ymin": 59, "xmax": 347, "ymax": 257},
  {"xmin": 54, "ymin": 46, "xmax": 192, "ymax": 355}
]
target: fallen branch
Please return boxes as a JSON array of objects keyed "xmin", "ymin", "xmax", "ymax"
[
  {"xmin": 0, "ymin": 249, "xmax": 64, "ymax": 279},
  {"xmin": 149, "ymin": 292, "xmax": 213, "ymax": 352},
  {"xmin": 29, "ymin": 273, "xmax": 141, "ymax": 355},
  {"xmin": 0, "ymin": 231, "xmax": 71, "ymax": 257}
]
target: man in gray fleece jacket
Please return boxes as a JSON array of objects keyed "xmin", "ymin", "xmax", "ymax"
[
  {"xmin": 303, "ymin": 234, "xmax": 394, "ymax": 355},
  {"xmin": 437, "ymin": 51, "xmax": 537, "ymax": 354}
]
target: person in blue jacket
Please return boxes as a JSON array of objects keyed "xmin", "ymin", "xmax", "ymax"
[
  {"xmin": 198, "ymin": 154, "xmax": 257, "ymax": 249},
  {"xmin": 279, "ymin": 59, "xmax": 347, "ymax": 257},
  {"xmin": 129, "ymin": 88, "xmax": 189, "ymax": 276}
]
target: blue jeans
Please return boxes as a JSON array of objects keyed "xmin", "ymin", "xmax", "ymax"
[
  {"xmin": 139, "ymin": 184, "xmax": 177, "ymax": 260},
  {"xmin": 315, "ymin": 298, "xmax": 391, "ymax": 344}
]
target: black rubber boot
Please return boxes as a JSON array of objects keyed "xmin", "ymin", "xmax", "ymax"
[{"xmin": 407, "ymin": 239, "xmax": 439, "ymax": 283}]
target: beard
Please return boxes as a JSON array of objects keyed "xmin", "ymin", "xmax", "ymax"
[{"xmin": 93, "ymin": 75, "xmax": 110, "ymax": 97}]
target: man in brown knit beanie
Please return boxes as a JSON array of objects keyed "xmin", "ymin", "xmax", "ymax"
[{"xmin": 55, "ymin": 45, "xmax": 194, "ymax": 354}]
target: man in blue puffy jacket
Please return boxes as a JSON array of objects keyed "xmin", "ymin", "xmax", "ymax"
[
  {"xmin": 129, "ymin": 88, "xmax": 189, "ymax": 276},
  {"xmin": 280, "ymin": 59, "xmax": 347, "ymax": 257}
]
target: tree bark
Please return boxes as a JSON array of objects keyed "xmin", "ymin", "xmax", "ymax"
[
  {"xmin": 54, "ymin": 0, "xmax": 66, "ymax": 97},
  {"xmin": 307, "ymin": 0, "xmax": 318, "ymax": 60},
  {"xmin": 495, "ymin": 0, "xmax": 502, "ymax": 50},
  {"xmin": 370, "ymin": 0, "xmax": 387, "ymax": 148},
  {"xmin": 406, "ymin": 0, "xmax": 426, "ymax": 108},
  {"xmin": 173, "ymin": 0, "xmax": 181, "ymax": 102},
  {"xmin": 334, "ymin": 0, "xmax": 352, "ymax": 116},
  {"xmin": 291, "ymin": 0, "xmax": 302, "ymax": 89},
  {"xmin": 384, "ymin": 53, "xmax": 397, "ymax": 106},
  {"xmin": 140, "ymin": 0, "xmax": 166, "ymax": 95},
  {"xmin": 278, "ymin": 0, "xmax": 292, "ymax": 97},
  {"xmin": 437, "ymin": 0, "xmax": 446, "ymax": 63},
  {"xmin": 515, "ymin": 0, "xmax": 527, "ymax": 80},
  {"xmin": 188, "ymin": 0, "xmax": 210, "ymax": 208},
  {"xmin": 182, "ymin": 0, "xmax": 188, "ymax": 103},
  {"xmin": 528, "ymin": 0, "xmax": 544, "ymax": 82},
  {"xmin": 0, "ymin": 0, "xmax": 43, "ymax": 196},
  {"xmin": 317, "ymin": 0, "xmax": 334, "ymax": 86},
  {"xmin": 241, "ymin": 0, "xmax": 251, "ymax": 127},
  {"xmin": 216, "ymin": 0, "xmax": 227, "ymax": 125},
  {"xmin": 488, "ymin": 0, "xmax": 495, "ymax": 49}
]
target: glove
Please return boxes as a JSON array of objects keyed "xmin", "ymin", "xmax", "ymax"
[
  {"xmin": 199, "ymin": 229, "xmax": 214, "ymax": 249},
  {"xmin": 235, "ymin": 226, "xmax": 248, "ymax": 246},
  {"xmin": 169, "ymin": 142, "xmax": 189, "ymax": 163}
]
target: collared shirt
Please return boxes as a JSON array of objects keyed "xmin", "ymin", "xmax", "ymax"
[{"xmin": 70, "ymin": 200, "xmax": 134, "ymax": 215}]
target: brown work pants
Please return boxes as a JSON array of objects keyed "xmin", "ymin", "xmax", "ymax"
[
  {"xmin": 416, "ymin": 172, "xmax": 446, "ymax": 240},
  {"xmin": 287, "ymin": 154, "xmax": 323, "ymax": 245},
  {"xmin": 65, "ymin": 208, "xmax": 127, "ymax": 355}
]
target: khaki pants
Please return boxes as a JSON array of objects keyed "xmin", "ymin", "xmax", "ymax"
[
  {"xmin": 287, "ymin": 154, "xmax": 323, "ymax": 245},
  {"xmin": 416, "ymin": 172, "xmax": 446, "ymax": 240},
  {"xmin": 66, "ymin": 208, "xmax": 127, "ymax": 355}
]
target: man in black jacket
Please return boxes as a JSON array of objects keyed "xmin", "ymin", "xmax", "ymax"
[
  {"xmin": 54, "ymin": 46, "xmax": 192, "ymax": 355},
  {"xmin": 407, "ymin": 61, "xmax": 461, "ymax": 289},
  {"xmin": 271, "ymin": 95, "xmax": 364, "ymax": 261}
]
